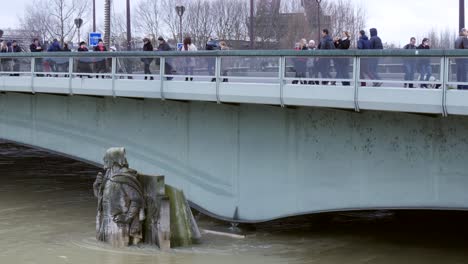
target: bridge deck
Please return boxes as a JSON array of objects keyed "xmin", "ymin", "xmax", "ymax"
[{"xmin": 0, "ymin": 50, "xmax": 467, "ymax": 116}]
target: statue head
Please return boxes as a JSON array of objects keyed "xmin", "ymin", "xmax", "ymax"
[{"xmin": 103, "ymin": 147, "xmax": 129, "ymax": 170}]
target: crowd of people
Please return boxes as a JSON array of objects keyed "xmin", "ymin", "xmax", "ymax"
[
  {"xmin": 0, "ymin": 28, "xmax": 467, "ymax": 88},
  {"xmin": 291, "ymin": 27, "xmax": 468, "ymax": 89}
]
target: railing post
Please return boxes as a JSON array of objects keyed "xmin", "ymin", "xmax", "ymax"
[
  {"xmin": 160, "ymin": 57, "xmax": 165, "ymax": 100},
  {"xmin": 279, "ymin": 56, "xmax": 285, "ymax": 107},
  {"xmin": 353, "ymin": 56, "xmax": 360, "ymax": 112},
  {"xmin": 111, "ymin": 57, "xmax": 117, "ymax": 98},
  {"xmin": 442, "ymin": 56, "xmax": 449, "ymax": 117},
  {"xmin": 215, "ymin": 56, "xmax": 221, "ymax": 104},
  {"xmin": 68, "ymin": 57, "xmax": 73, "ymax": 95},
  {"xmin": 30, "ymin": 57, "xmax": 35, "ymax": 94}
]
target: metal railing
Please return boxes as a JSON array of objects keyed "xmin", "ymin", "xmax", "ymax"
[{"xmin": 0, "ymin": 50, "xmax": 467, "ymax": 116}]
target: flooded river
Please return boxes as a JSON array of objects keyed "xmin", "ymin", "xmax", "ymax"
[{"xmin": 0, "ymin": 140, "xmax": 467, "ymax": 264}]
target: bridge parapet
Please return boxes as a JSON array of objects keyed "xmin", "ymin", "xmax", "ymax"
[{"xmin": 0, "ymin": 50, "xmax": 467, "ymax": 116}]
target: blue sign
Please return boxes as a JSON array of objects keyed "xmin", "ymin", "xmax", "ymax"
[
  {"xmin": 177, "ymin": 43, "xmax": 183, "ymax": 51},
  {"xmin": 89, "ymin": 32, "xmax": 102, "ymax": 47}
]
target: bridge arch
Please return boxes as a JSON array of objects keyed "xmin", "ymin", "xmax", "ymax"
[{"xmin": 2, "ymin": 92, "xmax": 468, "ymax": 222}]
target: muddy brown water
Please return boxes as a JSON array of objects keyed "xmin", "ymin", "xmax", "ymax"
[{"xmin": 0, "ymin": 140, "xmax": 467, "ymax": 264}]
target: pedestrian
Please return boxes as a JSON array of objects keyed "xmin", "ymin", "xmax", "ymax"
[
  {"xmin": 142, "ymin": 38, "xmax": 154, "ymax": 80},
  {"xmin": 180, "ymin": 36, "xmax": 197, "ymax": 81},
  {"xmin": 357, "ymin": 30, "xmax": 372, "ymax": 86},
  {"xmin": 292, "ymin": 38, "xmax": 308, "ymax": 84},
  {"xmin": 205, "ymin": 38, "xmax": 219, "ymax": 82},
  {"xmin": 307, "ymin": 40, "xmax": 319, "ymax": 85},
  {"xmin": 11, "ymin": 40, "xmax": 22, "ymax": 76},
  {"xmin": 0, "ymin": 40, "xmax": 12, "ymax": 74},
  {"xmin": 219, "ymin": 41, "xmax": 229, "ymax": 82},
  {"xmin": 61, "ymin": 42, "xmax": 71, "ymax": 75},
  {"xmin": 403, "ymin": 37, "xmax": 417, "ymax": 88},
  {"xmin": 47, "ymin": 39, "xmax": 62, "ymax": 75},
  {"xmin": 417, "ymin": 38, "xmax": 431, "ymax": 88},
  {"xmin": 334, "ymin": 31, "xmax": 351, "ymax": 86},
  {"xmin": 30, "ymin": 38, "xmax": 44, "ymax": 76},
  {"xmin": 455, "ymin": 28, "xmax": 468, "ymax": 89},
  {"xmin": 369, "ymin": 28, "xmax": 383, "ymax": 86},
  {"xmin": 317, "ymin": 29, "xmax": 335, "ymax": 85},
  {"xmin": 157, "ymin": 36, "xmax": 173, "ymax": 80},
  {"xmin": 93, "ymin": 39, "xmax": 108, "ymax": 78},
  {"xmin": 77, "ymin": 41, "xmax": 92, "ymax": 78}
]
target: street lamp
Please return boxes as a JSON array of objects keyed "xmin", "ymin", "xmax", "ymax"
[
  {"xmin": 250, "ymin": 0, "xmax": 254, "ymax": 49},
  {"xmin": 127, "ymin": 0, "xmax": 132, "ymax": 51},
  {"xmin": 460, "ymin": 0, "xmax": 465, "ymax": 30},
  {"xmin": 176, "ymin": 5, "xmax": 186, "ymax": 43},
  {"xmin": 316, "ymin": 0, "xmax": 322, "ymax": 42},
  {"xmin": 74, "ymin": 18, "xmax": 83, "ymax": 44}
]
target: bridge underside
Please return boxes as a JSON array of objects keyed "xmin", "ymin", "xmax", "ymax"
[{"xmin": 1, "ymin": 92, "xmax": 468, "ymax": 222}]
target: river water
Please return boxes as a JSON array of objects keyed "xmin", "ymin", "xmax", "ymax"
[{"xmin": 0, "ymin": 140, "xmax": 467, "ymax": 264}]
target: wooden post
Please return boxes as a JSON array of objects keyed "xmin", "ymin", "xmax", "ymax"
[{"xmin": 165, "ymin": 185, "xmax": 193, "ymax": 247}]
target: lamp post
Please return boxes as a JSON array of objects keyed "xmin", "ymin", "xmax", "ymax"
[
  {"xmin": 250, "ymin": 0, "xmax": 254, "ymax": 49},
  {"xmin": 461, "ymin": 0, "xmax": 465, "ymax": 30},
  {"xmin": 74, "ymin": 18, "xmax": 83, "ymax": 45},
  {"xmin": 316, "ymin": 0, "xmax": 322, "ymax": 42},
  {"xmin": 93, "ymin": 0, "xmax": 96, "ymax": 32},
  {"xmin": 127, "ymin": 0, "xmax": 132, "ymax": 50},
  {"xmin": 0, "ymin": 30, "xmax": 3, "ymax": 39},
  {"xmin": 175, "ymin": 5, "xmax": 186, "ymax": 43}
]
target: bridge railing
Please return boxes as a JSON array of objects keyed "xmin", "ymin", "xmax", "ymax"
[{"xmin": 0, "ymin": 50, "xmax": 467, "ymax": 115}]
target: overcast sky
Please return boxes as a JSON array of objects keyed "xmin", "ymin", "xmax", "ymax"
[{"xmin": 0, "ymin": 0, "xmax": 465, "ymax": 45}]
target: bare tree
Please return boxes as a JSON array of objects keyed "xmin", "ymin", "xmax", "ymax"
[
  {"xmin": 20, "ymin": 0, "xmax": 89, "ymax": 45},
  {"xmin": 421, "ymin": 27, "xmax": 457, "ymax": 49},
  {"xmin": 185, "ymin": 0, "xmax": 214, "ymax": 48},
  {"xmin": 324, "ymin": 0, "xmax": 366, "ymax": 47},
  {"xmin": 161, "ymin": 0, "xmax": 185, "ymax": 41},
  {"xmin": 135, "ymin": 0, "xmax": 161, "ymax": 41},
  {"xmin": 211, "ymin": 0, "xmax": 248, "ymax": 41}
]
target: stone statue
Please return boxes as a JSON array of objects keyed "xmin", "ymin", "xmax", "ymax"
[{"xmin": 93, "ymin": 147, "xmax": 145, "ymax": 247}]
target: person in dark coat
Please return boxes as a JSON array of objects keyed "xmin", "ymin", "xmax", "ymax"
[
  {"xmin": 142, "ymin": 38, "xmax": 154, "ymax": 80},
  {"xmin": 11, "ymin": 40, "xmax": 22, "ymax": 76},
  {"xmin": 30, "ymin": 38, "xmax": 44, "ymax": 76},
  {"xmin": 357, "ymin": 30, "xmax": 373, "ymax": 86},
  {"xmin": 60, "ymin": 42, "xmax": 71, "ymax": 75},
  {"xmin": 157, "ymin": 36, "xmax": 173, "ymax": 80},
  {"xmin": 317, "ymin": 29, "xmax": 335, "ymax": 85},
  {"xmin": 292, "ymin": 39, "xmax": 308, "ymax": 84},
  {"xmin": 77, "ymin": 41, "xmax": 92, "ymax": 78},
  {"xmin": 369, "ymin": 28, "xmax": 383, "ymax": 86},
  {"xmin": 403, "ymin": 37, "xmax": 417, "ymax": 88},
  {"xmin": 417, "ymin": 38, "xmax": 431, "ymax": 88},
  {"xmin": 334, "ymin": 31, "xmax": 351, "ymax": 86},
  {"xmin": 455, "ymin": 28, "xmax": 468, "ymax": 89},
  {"xmin": 94, "ymin": 39, "xmax": 108, "ymax": 78},
  {"xmin": 47, "ymin": 39, "xmax": 62, "ymax": 75}
]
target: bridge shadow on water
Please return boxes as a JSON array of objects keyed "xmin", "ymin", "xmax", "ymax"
[{"xmin": 0, "ymin": 139, "xmax": 468, "ymax": 263}]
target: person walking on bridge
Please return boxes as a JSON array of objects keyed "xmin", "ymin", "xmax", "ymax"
[
  {"xmin": 455, "ymin": 28, "xmax": 468, "ymax": 89},
  {"xmin": 417, "ymin": 38, "xmax": 431, "ymax": 88},
  {"xmin": 317, "ymin": 29, "xmax": 335, "ymax": 85},
  {"xmin": 142, "ymin": 38, "xmax": 154, "ymax": 80},
  {"xmin": 179, "ymin": 36, "xmax": 197, "ymax": 81},
  {"xmin": 77, "ymin": 41, "xmax": 92, "ymax": 78},
  {"xmin": 357, "ymin": 30, "xmax": 372, "ymax": 86},
  {"xmin": 403, "ymin": 37, "xmax": 417, "ymax": 88},
  {"xmin": 11, "ymin": 40, "xmax": 22, "ymax": 76},
  {"xmin": 30, "ymin": 38, "xmax": 43, "ymax": 76},
  {"xmin": 334, "ymin": 31, "xmax": 351, "ymax": 86},
  {"xmin": 94, "ymin": 39, "xmax": 108, "ymax": 79},
  {"xmin": 369, "ymin": 28, "xmax": 383, "ymax": 87},
  {"xmin": 157, "ymin": 36, "xmax": 173, "ymax": 80}
]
